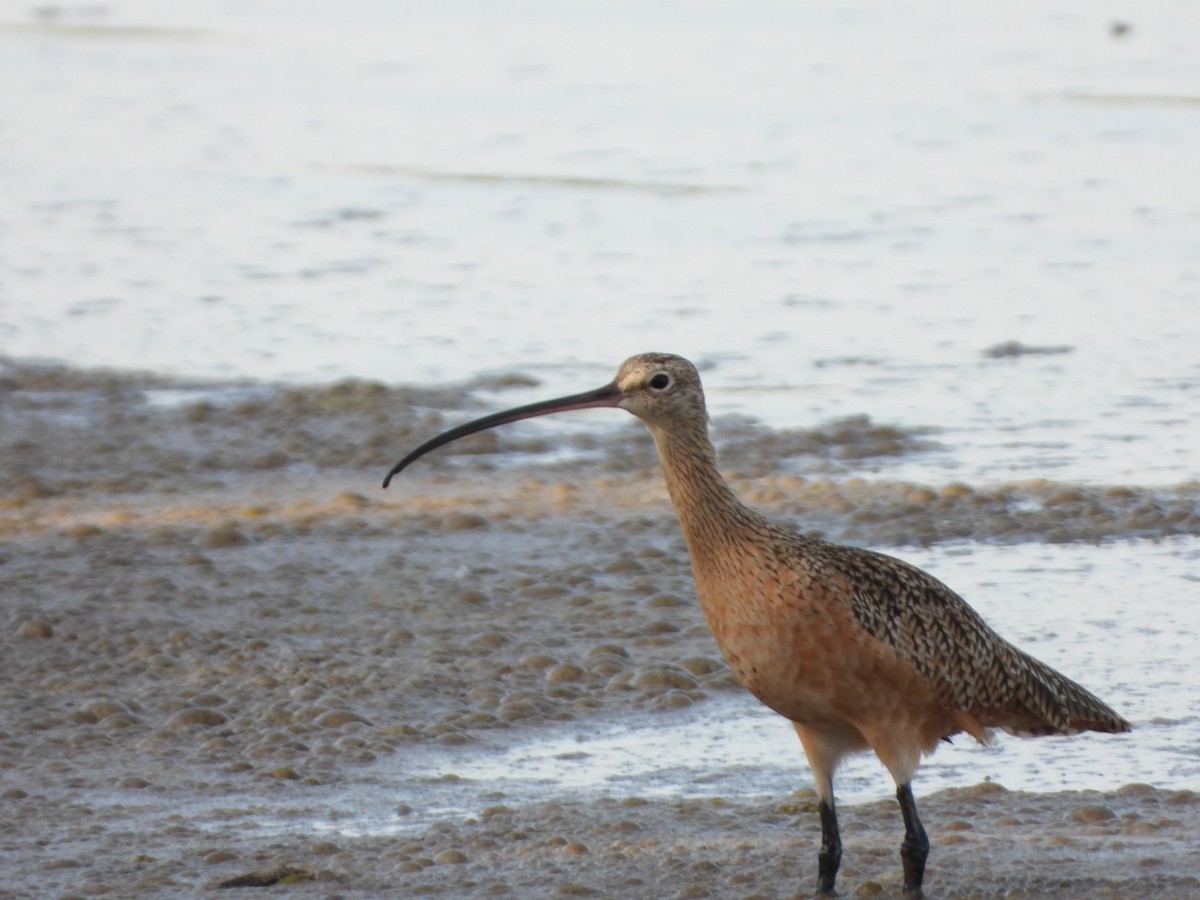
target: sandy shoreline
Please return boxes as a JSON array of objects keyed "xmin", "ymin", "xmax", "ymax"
[
  {"xmin": 2, "ymin": 363, "xmax": 1199, "ymax": 897},
  {"xmin": 7, "ymin": 776, "xmax": 1200, "ymax": 898},
  {"xmin": 3, "ymin": 471, "xmax": 1198, "ymax": 898}
]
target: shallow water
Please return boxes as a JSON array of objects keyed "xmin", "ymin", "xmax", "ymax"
[
  {"xmin": 471, "ymin": 539, "xmax": 1197, "ymax": 795},
  {"xmin": 83, "ymin": 537, "xmax": 1188, "ymax": 843},
  {"xmin": 289, "ymin": 538, "xmax": 1199, "ymax": 837}
]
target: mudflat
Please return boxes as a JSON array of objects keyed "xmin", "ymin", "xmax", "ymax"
[{"xmin": 3, "ymin": 362, "xmax": 1198, "ymax": 898}]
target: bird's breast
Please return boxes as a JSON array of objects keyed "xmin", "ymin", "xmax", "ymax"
[
  {"xmin": 691, "ymin": 547, "xmax": 857, "ymax": 722},
  {"xmin": 690, "ymin": 542, "xmax": 937, "ymax": 731}
]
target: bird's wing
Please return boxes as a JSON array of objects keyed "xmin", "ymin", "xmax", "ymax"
[{"xmin": 828, "ymin": 544, "xmax": 1126, "ymax": 735}]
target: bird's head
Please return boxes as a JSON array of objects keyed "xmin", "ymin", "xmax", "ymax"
[
  {"xmin": 382, "ymin": 352, "xmax": 707, "ymax": 487},
  {"xmin": 610, "ymin": 352, "xmax": 707, "ymax": 431}
]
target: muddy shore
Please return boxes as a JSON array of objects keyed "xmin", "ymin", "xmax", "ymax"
[{"xmin": 2, "ymin": 360, "xmax": 1198, "ymax": 898}]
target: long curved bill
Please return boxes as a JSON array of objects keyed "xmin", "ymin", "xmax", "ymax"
[{"xmin": 382, "ymin": 381, "xmax": 623, "ymax": 488}]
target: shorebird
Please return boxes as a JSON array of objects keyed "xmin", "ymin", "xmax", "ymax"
[{"xmin": 382, "ymin": 352, "xmax": 1130, "ymax": 897}]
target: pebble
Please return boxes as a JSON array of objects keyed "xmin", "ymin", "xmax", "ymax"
[
  {"xmin": 80, "ymin": 700, "xmax": 132, "ymax": 723},
  {"xmin": 651, "ymin": 690, "xmax": 694, "ymax": 710},
  {"xmin": 498, "ymin": 701, "xmax": 540, "ymax": 722},
  {"xmin": 546, "ymin": 664, "xmax": 585, "ymax": 683},
  {"xmin": 16, "ymin": 619, "xmax": 54, "ymax": 639},
  {"xmin": 166, "ymin": 708, "xmax": 229, "ymax": 728},
  {"xmin": 646, "ymin": 593, "xmax": 687, "ymax": 608},
  {"xmin": 442, "ymin": 512, "xmax": 489, "ymax": 531},
  {"xmin": 632, "ymin": 666, "xmax": 698, "ymax": 692},
  {"xmin": 315, "ymin": 710, "xmax": 373, "ymax": 728},
  {"xmin": 678, "ymin": 656, "xmax": 723, "ymax": 676},
  {"xmin": 198, "ymin": 523, "xmax": 247, "ymax": 548},
  {"xmin": 1068, "ymin": 804, "xmax": 1117, "ymax": 823},
  {"xmin": 98, "ymin": 712, "xmax": 143, "ymax": 730}
]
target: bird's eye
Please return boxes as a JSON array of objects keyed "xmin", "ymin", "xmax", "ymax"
[{"xmin": 649, "ymin": 372, "xmax": 671, "ymax": 391}]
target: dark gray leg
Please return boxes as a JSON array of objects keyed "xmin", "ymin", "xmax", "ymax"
[
  {"xmin": 896, "ymin": 783, "xmax": 929, "ymax": 897},
  {"xmin": 816, "ymin": 798, "xmax": 842, "ymax": 896}
]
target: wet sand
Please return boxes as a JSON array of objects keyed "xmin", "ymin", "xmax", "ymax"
[{"xmin": 2, "ymin": 361, "xmax": 1199, "ymax": 898}]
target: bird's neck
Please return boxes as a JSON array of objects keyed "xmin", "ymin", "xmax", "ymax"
[{"xmin": 647, "ymin": 423, "xmax": 761, "ymax": 555}]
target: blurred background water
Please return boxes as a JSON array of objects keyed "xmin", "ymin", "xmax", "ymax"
[
  {"xmin": 2, "ymin": 1, "xmax": 1198, "ymax": 807},
  {"xmin": 3, "ymin": 0, "xmax": 1199, "ymax": 486}
]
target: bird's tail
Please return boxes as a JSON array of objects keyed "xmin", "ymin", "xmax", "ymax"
[{"xmin": 1003, "ymin": 651, "xmax": 1131, "ymax": 737}]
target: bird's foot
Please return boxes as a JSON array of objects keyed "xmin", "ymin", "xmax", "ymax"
[
  {"xmin": 815, "ymin": 799, "xmax": 842, "ymax": 897},
  {"xmin": 896, "ymin": 784, "xmax": 928, "ymax": 898},
  {"xmin": 900, "ymin": 848, "xmax": 926, "ymax": 898},
  {"xmin": 815, "ymin": 861, "xmax": 839, "ymax": 896}
]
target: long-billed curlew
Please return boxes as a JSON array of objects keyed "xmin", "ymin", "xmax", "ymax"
[{"xmin": 382, "ymin": 352, "xmax": 1130, "ymax": 897}]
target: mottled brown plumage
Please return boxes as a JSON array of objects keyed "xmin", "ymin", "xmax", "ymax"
[{"xmin": 383, "ymin": 352, "xmax": 1131, "ymax": 897}]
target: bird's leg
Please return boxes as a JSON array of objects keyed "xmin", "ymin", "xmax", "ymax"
[
  {"xmin": 896, "ymin": 783, "xmax": 929, "ymax": 897},
  {"xmin": 816, "ymin": 797, "xmax": 842, "ymax": 896},
  {"xmin": 793, "ymin": 726, "xmax": 844, "ymax": 896}
]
